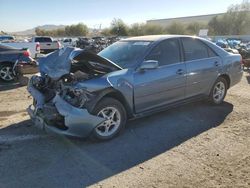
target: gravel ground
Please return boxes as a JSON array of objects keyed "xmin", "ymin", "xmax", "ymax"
[{"xmin": 0, "ymin": 72, "xmax": 249, "ymax": 188}]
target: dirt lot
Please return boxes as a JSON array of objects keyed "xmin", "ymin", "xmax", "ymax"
[{"xmin": 0, "ymin": 72, "xmax": 249, "ymax": 188}]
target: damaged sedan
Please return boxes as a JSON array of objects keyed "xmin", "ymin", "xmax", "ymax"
[{"xmin": 27, "ymin": 35, "xmax": 243, "ymax": 140}]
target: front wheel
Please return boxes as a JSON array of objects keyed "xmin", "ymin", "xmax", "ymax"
[
  {"xmin": 209, "ymin": 77, "xmax": 228, "ymax": 105},
  {"xmin": 91, "ymin": 97, "xmax": 127, "ymax": 141}
]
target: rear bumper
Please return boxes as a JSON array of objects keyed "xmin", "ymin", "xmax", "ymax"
[
  {"xmin": 27, "ymin": 83, "xmax": 105, "ymax": 138},
  {"xmin": 40, "ymin": 49, "xmax": 58, "ymax": 54},
  {"xmin": 230, "ymin": 70, "xmax": 243, "ymax": 88}
]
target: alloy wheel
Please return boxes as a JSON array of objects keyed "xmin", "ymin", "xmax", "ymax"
[
  {"xmin": 95, "ymin": 107, "xmax": 121, "ymax": 137},
  {"xmin": 0, "ymin": 66, "xmax": 14, "ymax": 81},
  {"xmin": 213, "ymin": 81, "xmax": 225, "ymax": 103}
]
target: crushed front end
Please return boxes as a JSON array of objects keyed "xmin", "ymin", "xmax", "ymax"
[
  {"xmin": 26, "ymin": 47, "xmax": 120, "ymax": 137},
  {"xmin": 27, "ymin": 75, "xmax": 105, "ymax": 138}
]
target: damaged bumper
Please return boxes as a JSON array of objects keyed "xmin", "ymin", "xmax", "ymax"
[{"xmin": 27, "ymin": 84, "xmax": 105, "ymax": 138}]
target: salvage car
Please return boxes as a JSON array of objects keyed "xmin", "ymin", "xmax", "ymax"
[
  {"xmin": 0, "ymin": 44, "xmax": 37, "ymax": 82},
  {"xmin": 27, "ymin": 35, "xmax": 243, "ymax": 140}
]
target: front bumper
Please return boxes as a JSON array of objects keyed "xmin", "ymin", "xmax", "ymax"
[{"xmin": 27, "ymin": 84, "xmax": 105, "ymax": 138}]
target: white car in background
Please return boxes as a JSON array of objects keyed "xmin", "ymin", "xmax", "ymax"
[{"xmin": 31, "ymin": 36, "xmax": 61, "ymax": 54}]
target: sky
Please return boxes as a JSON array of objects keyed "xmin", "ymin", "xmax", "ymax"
[{"xmin": 0, "ymin": 0, "xmax": 243, "ymax": 32}]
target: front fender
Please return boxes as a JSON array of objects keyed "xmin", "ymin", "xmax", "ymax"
[{"xmin": 74, "ymin": 69, "xmax": 134, "ymax": 115}]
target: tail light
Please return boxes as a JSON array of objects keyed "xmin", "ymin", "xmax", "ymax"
[
  {"xmin": 57, "ymin": 41, "xmax": 61, "ymax": 48},
  {"xmin": 23, "ymin": 50, "xmax": 30, "ymax": 57},
  {"xmin": 36, "ymin": 42, "xmax": 40, "ymax": 52}
]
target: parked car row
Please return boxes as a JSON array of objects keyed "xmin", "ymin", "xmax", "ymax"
[
  {"xmin": 0, "ymin": 35, "xmax": 62, "ymax": 58},
  {"xmin": 27, "ymin": 35, "xmax": 243, "ymax": 141},
  {"xmin": 0, "ymin": 36, "xmax": 64, "ymax": 83},
  {"xmin": 75, "ymin": 36, "xmax": 120, "ymax": 53}
]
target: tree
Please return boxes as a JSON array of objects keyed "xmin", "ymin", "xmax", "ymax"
[
  {"xmin": 55, "ymin": 28, "xmax": 66, "ymax": 37},
  {"xmin": 101, "ymin": 28, "xmax": 111, "ymax": 36},
  {"xmin": 110, "ymin": 18, "xmax": 129, "ymax": 36},
  {"xmin": 227, "ymin": 0, "xmax": 250, "ymax": 34},
  {"xmin": 143, "ymin": 24, "xmax": 165, "ymax": 35},
  {"xmin": 65, "ymin": 23, "xmax": 88, "ymax": 36},
  {"xmin": 208, "ymin": 0, "xmax": 250, "ymax": 35},
  {"xmin": 166, "ymin": 22, "xmax": 186, "ymax": 34},
  {"xmin": 35, "ymin": 28, "xmax": 46, "ymax": 36},
  {"xmin": 186, "ymin": 22, "xmax": 207, "ymax": 35},
  {"xmin": 129, "ymin": 23, "xmax": 145, "ymax": 36},
  {"xmin": 35, "ymin": 23, "xmax": 88, "ymax": 37}
]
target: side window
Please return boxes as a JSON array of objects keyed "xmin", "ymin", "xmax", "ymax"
[
  {"xmin": 145, "ymin": 39, "xmax": 180, "ymax": 66},
  {"xmin": 182, "ymin": 38, "xmax": 210, "ymax": 61}
]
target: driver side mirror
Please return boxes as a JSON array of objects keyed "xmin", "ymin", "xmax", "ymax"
[{"xmin": 139, "ymin": 60, "xmax": 159, "ymax": 70}]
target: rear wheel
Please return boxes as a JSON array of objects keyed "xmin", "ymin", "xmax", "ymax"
[
  {"xmin": 209, "ymin": 77, "xmax": 228, "ymax": 105},
  {"xmin": 0, "ymin": 64, "xmax": 15, "ymax": 82},
  {"xmin": 91, "ymin": 97, "xmax": 127, "ymax": 141}
]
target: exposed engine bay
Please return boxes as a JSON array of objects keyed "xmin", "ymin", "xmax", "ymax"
[
  {"xmin": 31, "ymin": 47, "xmax": 120, "ymax": 109},
  {"xmin": 30, "ymin": 67, "xmax": 102, "ymax": 109}
]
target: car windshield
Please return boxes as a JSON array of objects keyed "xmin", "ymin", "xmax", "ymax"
[{"xmin": 98, "ymin": 41, "xmax": 152, "ymax": 68}]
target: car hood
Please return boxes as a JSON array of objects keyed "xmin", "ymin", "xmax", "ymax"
[{"xmin": 38, "ymin": 47, "xmax": 122, "ymax": 79}]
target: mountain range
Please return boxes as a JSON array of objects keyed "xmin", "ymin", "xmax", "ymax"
[{"xmin": 11, "ymin": 25, "xmax": 66, "ymax": 36}]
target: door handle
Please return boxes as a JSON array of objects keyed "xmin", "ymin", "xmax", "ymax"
[
  {"xmin": 214, "ymin": 61, "xmax": 220, "ymax": 67},
  {"xmin": 176, "ymin": 69, "xmax": 184, "ymax": 75}
]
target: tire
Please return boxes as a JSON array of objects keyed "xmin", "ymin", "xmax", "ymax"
[
  {"xmin": 91, "ymin": 97, "xmax": 127, "ymax": 141},
  {"xmin": 209, "ymin": 77, "xmax": 228, "ymax": 105},
  {"xmin": 0, "ymin": 64, "xmax": 15, "ymax": 82}
]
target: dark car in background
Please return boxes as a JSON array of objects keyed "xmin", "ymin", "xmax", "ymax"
[
  {"xmin": 0, "ymin": 35, "xmax": 15, "ymax": 42},
  {"xmin": 27, "ymin": 35, "xmax": 243, "ymax": 141},
  {"xmin": 0, "ymin": 44, "xmax": 37, "ymax": 82}
]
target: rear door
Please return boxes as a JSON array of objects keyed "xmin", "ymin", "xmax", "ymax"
[
  {"xmin": 133, "ymin": 38, "xmax": 186, "ymax": 113},
  {"xmin": 181, "ymin": 37, "xmax": 221, "ymax": 97}
]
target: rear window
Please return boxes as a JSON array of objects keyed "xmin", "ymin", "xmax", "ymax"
[{"xmin": 34, "ymin": 37, "xmax": 52, "ymax": 42}]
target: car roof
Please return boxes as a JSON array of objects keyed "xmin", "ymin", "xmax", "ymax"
[{"xmin": 121, "ymin": 35, "xmax": 197, "ymax": 42}]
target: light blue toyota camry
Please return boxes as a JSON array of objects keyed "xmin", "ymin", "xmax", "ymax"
[{"xmin": 27, "ymin": 35, "xmax": 243, "ymax": 140}]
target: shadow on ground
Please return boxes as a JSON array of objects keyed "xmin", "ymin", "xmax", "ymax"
[
  {"xmin": 0, "ymin": 81, "xmax": 22, "ymax": 91},
  {"xmin": 0, "ymin": 101, "xmax": 233, "ymax": 188}
]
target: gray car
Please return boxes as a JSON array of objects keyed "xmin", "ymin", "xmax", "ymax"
[{"xmin": 27, "ymin": 35, "xmax": 243, "ymax": 140}]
